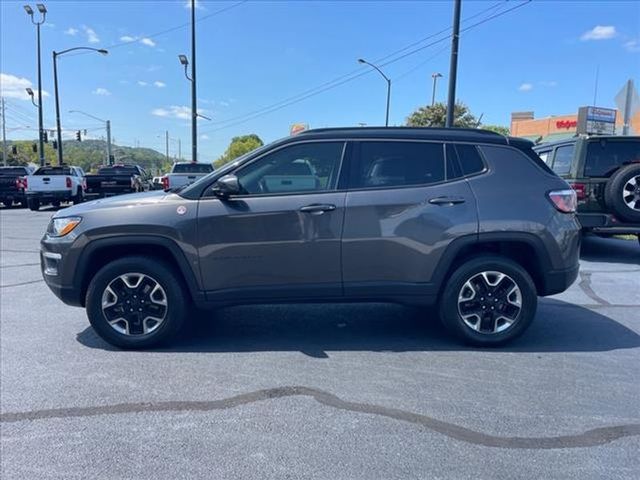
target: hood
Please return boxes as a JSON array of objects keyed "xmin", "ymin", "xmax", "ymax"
[{"xmin": 54, "ymin": 190, "xmax": 175, "ymax": 217}]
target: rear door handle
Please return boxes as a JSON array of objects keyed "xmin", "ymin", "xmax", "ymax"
[
  {"xmin": 428, "ymin": 196, "xmax": 466, "ymax": 206},
  {"xmin": 299, "ymin": 204, "xmax": 336, "ymax": 214}
]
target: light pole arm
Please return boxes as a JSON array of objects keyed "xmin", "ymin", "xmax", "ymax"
[
  {"xmin": 54, "ymin": 47, "xmax": 108, "ymax": 57},
  {"xmin": 361, "ymin": 60, "xmax": 391, "ymax": 83}
]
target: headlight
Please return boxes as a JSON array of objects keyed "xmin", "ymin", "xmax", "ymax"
[{"xmin": 48, "ymin": 217, "xmax": 82, "ymax": 237}]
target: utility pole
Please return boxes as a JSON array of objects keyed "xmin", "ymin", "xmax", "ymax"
[
  {"xmin": 165, "ymin": 130, "xmax": 170, "ymax": 162},
  {"xmin": 105, "ymin": 120, "xmax": 112, "ymax": 164},
  {"xmin": 622, "ymin": 79, "xmax": 634, "ymax": 136},
  {"xmin": 1, "ymin": 97, "xmax": 7, "ymax": 166},
  {"xmin": 431, "ymin": 73, "xmax": 443, "ymax": 106},
  {"xmin": 445, "ymin": 0, "xmax": 462, "ymax": 128},
  {"xmin": 178, "ymin": 138, "xmax": 182, "ymax": 161},
  {"xmin": 191, "ymin": 0, "xmax": 198, "ymax": 162}
]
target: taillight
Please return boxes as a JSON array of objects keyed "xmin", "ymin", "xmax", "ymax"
[
  {"xmin": 65, "ymin": 177, "xmax": 72, "ymax": 188},
  {"xmin": 568, "ymin": 182, "xmax": 586, "ymax": 201},
  {"xmin": 82, "ymin": 178, "xmax": 87, "ymax": 190},
  {"xmin": 548, "ymin": 189, "xmax": 577, "ymax": 213},
  {"xmin": 161, "ymin": 176, "xmax": 169, "ymax": 190}
]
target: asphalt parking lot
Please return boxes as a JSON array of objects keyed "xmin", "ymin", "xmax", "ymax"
[{"xmin": 1, "ymin": 206, "xmax": 639, "ymax": 479}]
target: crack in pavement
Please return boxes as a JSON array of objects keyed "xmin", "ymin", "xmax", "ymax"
[
  {"xmin": 0, "ymin": 279, "xmax": 44, "ymax": 288},
  {"xmin": 1, "ymin": 386, "xmax": 638, "ymax": 449},
  {"xmin": 578, "ymin": 271, "xmax": 611, "ymax": 306},
  {"xmin": 0, "ymin": 263, "xmax": 41, "ymax": 269}
]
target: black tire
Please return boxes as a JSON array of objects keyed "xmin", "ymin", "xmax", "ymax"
[
  {"xmin": 73, "ymin": 191, "xmax": 84, "ymax": 205},
  {"xmin": 19, "ymin": 199, "xmax": 27, "ymax": 209},
  {"xmin": 27, "ymin": 198, "xmax": 40, "ymax": 211},
  {"xmin": 604, "ymin": 164, "xmax": 640, "ymax": 223},
  {"xmin": 85, "ymin": 256, "xmax": 189, "ymax": 349},
  {"xmin": 51, "ymin": 201, "xmax": 61, "ymax": 208},
  {"xmin": 438, "ymin": 255, "xmax": 537, "ymax": 347}
]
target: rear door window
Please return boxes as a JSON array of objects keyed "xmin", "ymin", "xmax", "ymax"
[
  {"xmin": 34, "ymin": 167, "xmax": 73, "ymax": 175},
  {"xmin": 584, "ymin": 139, "xmax": 640, "ymax": 177},
  {"xmin": 551, "ymin": 145, "xmax": 574, "ymax": 175},
  {"xmin": 354, "ymin": 141, "xmax": 445, "ymax": 188}
]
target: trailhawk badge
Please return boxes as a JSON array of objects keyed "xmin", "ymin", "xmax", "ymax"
[{"xmin": 176, "ymin": 206, "xmax": 187, "ymax": 215}]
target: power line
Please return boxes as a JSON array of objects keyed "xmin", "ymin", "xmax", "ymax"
[
  {"xmin": 200, "ymin": 1, "xmax": 511, "ymax": 131},
  {"xmin": 66, "ymin": 1, "xmax": 248, "ymax": 57},
  {"xmin": 394, "ymin": 44, "xmax": 451, "ymax": 83},
  {"xmin": 201, "ymin": 0, "xmax": 531, "ymax": 133}
]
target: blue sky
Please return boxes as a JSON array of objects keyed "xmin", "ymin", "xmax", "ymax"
[{"xmin": 1, "ymin": 0, "xmax": 639, "ymax": 161}]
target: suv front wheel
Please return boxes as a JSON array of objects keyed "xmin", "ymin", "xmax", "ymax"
[
  {"xmin": 86, "ymin": 256, "xmax": 188, "ymax": 349},
  {"xmin": 439, "ymin": 256, "xmax": 537, "ymax": 347}
]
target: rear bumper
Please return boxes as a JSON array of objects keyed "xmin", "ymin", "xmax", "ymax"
[
  {"xmin": 27, "ymin": 191, "xmax": 73, "ymax": 201},
  {"xmin": 578, "ymin": 213, "xmax": 640, "ymax": 235},
  {"xmin": 541, "ymin": 263, "xmax": 580, "ymax": 296}
]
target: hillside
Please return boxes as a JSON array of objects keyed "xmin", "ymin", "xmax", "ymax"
[{"xmin": 1, "ymin": 139, "xmax": 172, "ymax": 174}]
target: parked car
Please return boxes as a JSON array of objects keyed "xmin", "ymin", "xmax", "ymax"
[
  {"xmin": 534, "ymin": 135, "xmax": 640, "ymax": 244},
  {"xmin": 0, "ymin": 165, "xmax": 33, "ymax": 208},
  {"xmin": 85, "ymin": 164, "xmax": 152, "ymax": 198},
  {"xmin": 161, "ymin": 162, "xmax": 214, "ymax": 191},
  {"xmin": 151, "ymin": 176, "xmax": 164, "ymax": 190},
  {"xmin": 26, "ymin": 165, "xmax": 85, "ymax": 211},
  {"xmin": 41, "ymin": 127, "xmax": 580, "ymax": 349}
]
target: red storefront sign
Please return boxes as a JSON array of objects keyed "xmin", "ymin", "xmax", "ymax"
[{"xmin": 556, "ymin": 120, "xmax": 577, "ymax": 129}]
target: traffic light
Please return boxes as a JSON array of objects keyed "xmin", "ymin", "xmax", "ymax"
[
  {"xmin": 52, "ymin": 140, "xmax": 58, "ymax": 150},
  {"xmin": 76, "ymin": 130, "xmax": 82, "ymax": 142},
  {"xmin": 32, "ymin": 143, "xmax": 37, "ymax": 153},
  {"xmin": 42, "ymin": 131, "xmax": 48, "ymax": 143},
  {"xmin": 11, "ymin": 145, "xmax": 17, "ymax": 155}
]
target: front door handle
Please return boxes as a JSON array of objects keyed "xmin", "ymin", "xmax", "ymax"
[
  {"xmin": 299, "ymin": 204, "xmax": 336, "ymax": 214},
  {"xmin": 428, "ymin": 196, "xmax": 466, "ymax": 206}
]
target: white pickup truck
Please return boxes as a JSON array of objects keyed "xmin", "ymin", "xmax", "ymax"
[
  {"xmin": 25, "ymin": 165, "xmax": 86, "ymax": 211},
  {"xmin": 161, "ymin": 162, "xmax": 214, "ymax": 190}
]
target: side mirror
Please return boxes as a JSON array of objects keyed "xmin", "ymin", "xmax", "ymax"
[{"xmin": 211, "ymin": 174, "xmax": 240, "ymax": 198}]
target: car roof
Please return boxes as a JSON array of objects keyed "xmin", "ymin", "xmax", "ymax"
[
  {"xmin": 533, "ymin": 134, "xmax": 640, "ymax": 150},
  {"xmin": 294, "ymin": 126, "xmax": 532, "ymax": 148}
]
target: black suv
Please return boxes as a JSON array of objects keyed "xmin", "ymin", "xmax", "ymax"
[
  {"xmin": 534, "ymin": 135, "xmax": 640, "ymax": 243},
  {"xmin": 41, "ymin": 128, "xmax": 581, "ymax": 349}
]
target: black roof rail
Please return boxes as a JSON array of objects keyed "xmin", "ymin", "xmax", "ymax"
[{"xmin": 298, "ymin": 126, "xmax": 504, "ymax": 136}]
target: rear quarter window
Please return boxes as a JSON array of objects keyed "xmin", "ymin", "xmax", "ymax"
[
  {"xmin": 584, "ymin": 139, "xmax": 640, "ymax": 177},
  {"xmin": 551, "ymin": 144, "xmax": 575, "ymax": 175},
  {"xmin": 172, "ymin": 163, "xmax": 214, "ymax": 174},
  {"xmin": 454, "ymin": 144, "xmax": 486, "ymax": 176}
]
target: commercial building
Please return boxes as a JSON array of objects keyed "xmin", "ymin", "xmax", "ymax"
[{"xmin": 510, "ymin": 109, "xmax": 640, "ymax": 143}]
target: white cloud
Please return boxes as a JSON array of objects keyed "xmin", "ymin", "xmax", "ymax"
[
  {"xmin": 92, "ymin": 87, "xmax": 111, "ymax": 96},
  {"xmin": 539, "ymin": 80, "xmax": 558, "ymax": 87},
  {"xmin": 64, "ymin": 27, "xmax": 78, "ymax": 36},
  {"xmin": 624, "ymin": 39, "xmax": 640, "ymax": 52},
  {"xmin": 200, "ymin": 134, "xmax": 210, "ymax": 140},
  {"xmin": 140, "ymin": 38, "xmax": 156, "ymax": 47},
  {"xmin": 43, "ymin": 23, "xmax": 56, "ymax": 28},
  {"xmin": 153, "ymin": 81, "xmax": 166, "ymax": 88},
  {"xmin": 518, "ymin": 83, "xmax": 533, "ymax": 92},
  {"xmin": 581, "ymin": 25, "xmax": 617, "ymax": 41},
  {"xmin": 219, "ymin": 100, "xmax": 230, "ymax": 107},
  {"xmin": 137, "ymin": 81, "xmax": 148, "ymax": 87},
  {"xmin": 0, "ymin": 73, "xmax": 50, "ymax": 100},
  {"xmin": 151, "ymin": 105, "xmax": 207, "ymax": 120},
  {"xmin": 82, "ymin": 25, "xmax": 100, "ymax": 44},
  {"xmin": 120, "ymin": 35, "xmax": 136, "ymax": 42}
]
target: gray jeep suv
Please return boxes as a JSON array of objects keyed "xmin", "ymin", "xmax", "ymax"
[{"xmin": 41, "ymin": 128, "xmax": 581, "ymax": 349}]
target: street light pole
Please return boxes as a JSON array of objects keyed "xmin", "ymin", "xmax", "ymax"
[
  {"xmin": 1, "ymin": 97, "xmax": 7, "ymax": 166},
  {"xmin": 191, "ymin": 0, "xmax": 198, "ymax": 162},
  {"xmin": 358, "ymin": 58, "xmax": 391, "ymax": 127},
  {"xmin": 431, "ymin": 73, "xmax": 443, "ymax": 106},
  {"xmin": 24, "ymin": 4, "xmax": 47, "ymax": 166},
  {"xmin": 445, "ymin": 0, "xmax": 462, "ymax": 128},
  {"xmin": 52, "ymin": 47, "xmax": 108, "ymax": 165}
]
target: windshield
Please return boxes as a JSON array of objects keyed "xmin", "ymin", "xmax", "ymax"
[
  {"xmin": 34, "ymin": 167, "xmax": 73, "ymax": 175},
  {"xmin": 172, "ymin": 163, "xmax": 213, "ymax": 174},
  {"xmin": 0, "ymin": 167, "xmax": 29, "ymax": 175},
  {"xmin": 97, "ymin": 166, "xmax": 138, "ymax": 175}
]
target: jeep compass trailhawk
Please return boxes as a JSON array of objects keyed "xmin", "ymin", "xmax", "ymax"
[{"xmin": 41, "ymin": 128, "xmax": 581, "ymax": 349}]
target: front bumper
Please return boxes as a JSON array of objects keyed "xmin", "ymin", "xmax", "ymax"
[
  {"xmin": 578, "ymin": 213, "xmax": 640, "ymax": 235},
  {"xmin": 40, "ymin": 236, "xmax": 84, "ymax": 307}
]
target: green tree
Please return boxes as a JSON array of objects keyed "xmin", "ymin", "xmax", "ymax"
[
  {"xmin": 406, "ymin": 102, "xmax": 479, "ymax": 128},
  {"xmin": 482, "ymin": 124, "xmax": 510, "ymax": 135},
  {"xmin": 215, "ymin": 134, "xmax": 264, "ymax": 168}
]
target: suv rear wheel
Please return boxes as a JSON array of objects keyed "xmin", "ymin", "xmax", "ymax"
[
  {"xmin": 27, "ymin": 198, "xmax": 40, "ymax": 211},
  {"xmin": 604, "ymin": 164, "xmax": 640, "ymax": 223},
  {"xmin": 86, "ymin": 256, "xmax": 188, "ymax": 349},
  {"xmin": 439, "ymin": 256, "xmax": 537, "ymax": 346}
]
